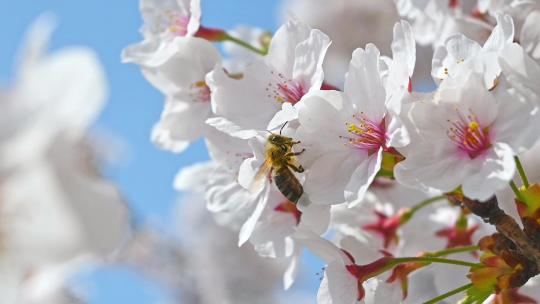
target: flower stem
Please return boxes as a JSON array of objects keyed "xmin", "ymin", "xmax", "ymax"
[
  {"xmin": 400, "ymin": 195, "xmax": 446, "ymax": 225},
  {"xmin": 431, "ymin": 245, "xmax": 480, "ymax": 257},
  {"xmin": 392, "ymin": 257, "xmax": 480, "ymax": 268},
  {"xmin": 514, "ymin": 156, "xmax": 530, "ymax": 188},
  {"xmin": 409, "ymin": 195, "xmax": 446, "ymax": 214},
  {"xmin": 423, "ymin": 283, "xmax": 473, "ymax": 304},
  {"xmin": 224, "ymin": 33, "xmax": 268, "ymax": 55},
  {"xmin": 510, "ymin": 180, "xmax": 526, "ymax": 203}
]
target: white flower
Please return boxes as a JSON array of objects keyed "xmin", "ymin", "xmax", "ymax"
[
  {"xmin": 499, "ymin": 42, "xmax": 540, "ymax": 103},
  {"xmin": 123, "ymin": 195, "xmax": 289, "ymax": 304},
  {"xmin": 432, "ymin": 14, "xmax": 514, "ymax": 88},
  {"xmin": 296, "ymin": 21, "xmax": 414, "ymax": 206},
  {"xmin": 296, "ymin": 230, "xmax": 400, "ymax": 304},
  {"xmin": 0, "ymin": 16, "xmax": 107, "ymax": 172},
  {"xmin": 207, "ymin": 19, "xmax": 330, "ymax": 133},
  {"xmin": 394, "ymin": 0, "xmax": 491, "ymax": 47},
  {"xmin": 127, "ymin": 36, "xmax": 221, "ymax": 153},
  {"xmin": 122, "ymin": 0, "xmax": 220, "ymax": 153},
  {"xmin": 122, "ymin": 0, "xmax": 201, "ymax": 65},
  {"xmin": 0, "ymin": 17, "xmax": 130, "ymax": 302},
  {"xmin": 281, "ymin": 0, "xmax": 399, "ymax": 85},
  {"xmin": 395, "ymin": 72, "xmax": 538, "ymax": 200}
]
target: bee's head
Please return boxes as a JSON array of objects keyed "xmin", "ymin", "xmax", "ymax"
[
  {"xmin": 268, "ymin": 134, "xmax": 280, "ymax": 144},
  {"xmin": 268, "ymin": 134, "xmax": 291, "ymax": 145}
]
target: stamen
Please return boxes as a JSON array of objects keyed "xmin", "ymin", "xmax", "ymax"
[
  {"xmin": 447, "ymin": 109, "xmax": 491, "ymax": 158},
  {"xmin": 189, "ymin": 81, "xmax": 211, "ymax": 103},
  {"xmin": 266, "ymin": 71, "xmax": 306, "ymax": 105},
  {"xmin": 166, "ymin": 10, "xmax": 190, "ymax": 36},
  {"xmin": 342, "ymin": 114, "xmax": 386, "ymax": 154}
]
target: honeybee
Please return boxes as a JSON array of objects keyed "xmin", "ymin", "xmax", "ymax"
[{"xmin": 251, "ymin": 132, "xmax": 305, "ymax": 204}]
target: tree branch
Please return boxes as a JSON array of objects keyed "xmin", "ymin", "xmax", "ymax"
[{"xmin": 449, "ymin": 194, "xmax": 540, "ymax": 276}]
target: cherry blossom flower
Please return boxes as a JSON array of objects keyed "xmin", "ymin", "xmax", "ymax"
[
  {"xmin": 122, "ymin": 0, "xmax": 222, "ymax": 153},
  {"xmin": 395, "ymin": 72, "xmax": 538, "ymax": 200},
  {"xmin": 296, "ymin": 230, "xmax": 403, "ymax": 304},
  {"xmin": 121, "ymin": 196, "xmax": 292, "ymax": 304},
  {"xmin": 122, "ymin": 0, "xmax": 201, "ymax": 64},
  {"xmin": 175, "ymin": 156, "xmax": 330, "ymax": 290},
  {"xmin": 499, "ymin": 42, "xmax": 540, "ymax": 103},
  {"xmin": 281, "ymin": 0, "xmax": 399, "ymax": 85},
  {"xmin": 432, "ymin": 14, "xmax": 514, "ymax": 88},
  {"xmin": 207, "ymin": 19, "xmax": 330, "ymax": 133},
  {"xmin": 0, "ymin": 17, "xmax": 130, "ymax": 302},
  {"xmin": 394, "ymin": 0, "xmax": 491, "ymax": 47},
  {"xmin": 295, "ymin": 21, "xmax": 414, "ymax": 206}
]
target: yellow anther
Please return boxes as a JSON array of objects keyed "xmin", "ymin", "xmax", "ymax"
[
  {"xmin": 194, "ymin": 81, "xmax": 206, "ymax": 88},
  {"xmin": 468, "ymin": 121, "xmax": 479, "ymax": 131},
  {"xmin": 347, "ymin": 123, "xmax": 363, "ymax": 134}
]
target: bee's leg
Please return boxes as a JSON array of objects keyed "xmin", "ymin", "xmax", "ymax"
[
  {"xmin": 286, "ymin": 149, "xmax": 305, "ymax": 157},
  {"xmin": 288, "ymin": 163, "xmax": 304, "ymax": 173},
  {"xmin": 291, "ymin": 141, "xmax": 301, "ymax": 145},
  {"xmin": 269, "ymin": 168, "xmax": 274, "ymax": 183}
]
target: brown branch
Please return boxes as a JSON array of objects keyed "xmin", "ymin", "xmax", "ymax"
[{"xmin": 449, "ymin": 194, "xmax": 540, "ymax": 274}]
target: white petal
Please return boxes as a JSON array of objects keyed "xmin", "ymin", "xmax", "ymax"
[
  {"xmin": 299, "ymin": 204, "xmax": 331, "ymax": 235},
  {"xmin": 386, "ymin": 112, "xmax": 410, "ymax": 148},
  {"xmin": 128, "ymin": 37, "xmax": 220, "ymax": 94},
  {"xmin": 173, "ymin": 161, "xmax": 214, "ymax": 192},
  {"xmin": 344, "ymin": 45, "xmax": 387, "ymax": 122},
  {"xmin": 492, "ymin": 90, "xmax": 538, "ymax": 153},
  {"xmin": 152, "ymin": 97, "xmax": 211, "ymax": 152},
  {"xmin": 391, "ymin": 20, "xmax": 416, "ymax": 79},
  {"xmin": 205, "ymin": 116, "xmax": 259, "ymax": 139},
  {"xmin": 294, "ymin": 228, "xmax": 345, "ymax": 264},
  {"xmin": 207, "ymin": 61, "xmax": 283, "ymax": 131},
  {"xmin": 364, "ymin": 279, "xmax": 402, "ymax": 304},
  {"xmin": 187, "ymin": 0, "xmax": 201, "ymax": 35},
  {"xmin": 395, "ymin": 139, "xmax": 469, "ymax": 193},
  {"xmin": 237, "ymin": 136, "xmax": 267, "ymax": 191},
  {"xmin": 283, "ymin": 246, "xmax": 300, "ymax": 290},
  {"xmin": 499, "ymin": 43, "xmax": 540, "ymax": 99},
  {"xmin": 292, "ymin": 28, "xmax": 331, "ymax": 90},
  {"xmin": 462, "ymin": 142, "xmax": 516, "ymax": 201},
  {"xmin": 267, "ymin": 102, "xmax": 299, "ymax": 131},
  {"xmin": 305, "ymin": 151, "xmax": 366, "ymax": 205},
  {"xmin": 521, "ymin": 10, "xmax": 540, "ymax": 64},
  {"xmin": 205, "ymin": 166, "xmax": 253, "ymax": 214},
  {"xmin": 345, "ymin": 150, "xmax": 383, "ymax": 207},
  {"xmin": 432, "ymin": 34, "xmax": 481, "ymax": 81},
  {"xmin": 297, "ymin": 90, "xmax": 351, "ymax": 140},
  {"xmin": 238, "ymin": 185, "xmax": 270, "ymax": 246},
  {"xmin": 483, "ymin": 14, "xmax": 514, "ymax": 53},
  {"xmin": 317, "ymin": 262, "xmax": 357, "ymax": 304},
  {"xmin": 267, "ymin": 19, "xmax": 312, "ymax": 78}
]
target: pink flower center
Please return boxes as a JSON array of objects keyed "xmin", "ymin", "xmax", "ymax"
[
  {"xmin": 363, "ymin": 209, "xmax": 406, "ymax": 249},
  {"xmin": 167, "ymin": 11, "xmax": 190, "ymax": 36},
  {"xmin": 266, "ymin": 71, "xmax": 307, "ymax": 105},
  {"xmin": 342, "ymin": 114, "xmax": 386, "ymax": 155},
  {"xmin": 436, "ymin": 224, "xmax": 479, "ymax": 249},
  {"xmin": 449, "ymin": 0, "xmax": 459, "ymax": 8},
  {"xmin": 446, "ymin": 110, "xmax": 491, "ymax": 159},
  {"xmin": 189, "ymin": 81, "xmax": 211, "ymax": 103},
  {"xmin": 341, "ymin": 249, "xmax": 394, "ymax": 301}
]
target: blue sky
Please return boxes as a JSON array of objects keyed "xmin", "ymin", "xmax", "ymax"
[{"xmin": 0, "ymin": 1, "xmax": 322, "ymax": 303}]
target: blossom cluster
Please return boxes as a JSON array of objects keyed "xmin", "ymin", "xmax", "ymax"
[
  {"xmin": 0, "ymin": 13, "xmax": 296, "ymax": 304},
  {"xmin": 0, "ymin": 16, "xmax": 131, "ymax": 302},
  {"xmin": 124, "ymin": 0, "xmax": 540, "ymax": 303}
]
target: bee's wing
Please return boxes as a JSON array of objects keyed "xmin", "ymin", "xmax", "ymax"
[{"xmin": 249, "ymin": 158, "xmax": 272, "ymax": 194}]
